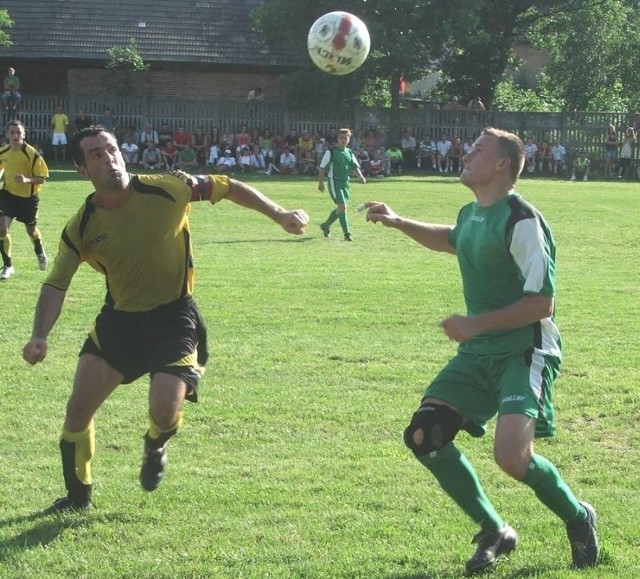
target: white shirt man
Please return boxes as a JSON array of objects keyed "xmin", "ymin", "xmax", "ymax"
[{"xmin": 436, "ymin": 135, "xmax": 452, "ymax": 172}]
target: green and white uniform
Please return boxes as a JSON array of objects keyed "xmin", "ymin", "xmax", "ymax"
[
  {"xmin": 425, "ymin": 193, "xmax": 561, "ymax": 438},
  {"xmin": 319, "ymin": 146, "xmax": 360, "ymax": 204}
]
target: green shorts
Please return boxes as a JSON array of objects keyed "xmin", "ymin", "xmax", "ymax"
[
  {"xmin": 328, "ymin": 178, "xmax": 350, "ymax": 204},
  {"xmin": 80, "ymin": 297, "xmax": 208, "ymax": 401},
  {"xmin": 424, "ymin": 348, "xmax": 560, "ymax": 438}
]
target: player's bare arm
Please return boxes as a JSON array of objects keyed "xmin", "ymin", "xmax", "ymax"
[
  {"xmin": 364, "ymin": 201, "xmax": 455, "ymax": 254},
  {"xmin": 23, "ymin": 284, "xmax": 67, "ymax": 364},
  {"xmin": 441, "ymin": 294, "xmax": 554, "ymax": 343}
]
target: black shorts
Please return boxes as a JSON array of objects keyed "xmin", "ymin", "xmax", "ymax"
[
  {"xmin": 80, "ymin": 297, "xmax": 209, "ymax": 402},
  {"xmin": 0, "ymin": 189, "xmax": 39, "ymax": 225}
]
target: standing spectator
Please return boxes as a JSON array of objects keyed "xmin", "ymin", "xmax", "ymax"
[
  {"xmin": 73, "ymin": 110, "xmax": 93, "ymax": 134},
  {"xmin": 604, "ymin": 124, "xmax": 617, "ymax": 178},
  {"xmin": 551, "ymin": 141, "xmax": 567, "ymax": 176},
  {"xmin": 1, "ymin": 67, "xmax": 22, "ymax": 110},
  {"xmin": 617, "ymin": 127, "xmax": 635, "ymax": 180},
  {"xmin": 140, "ymin": 142, "xmax": 164, "ymax": 171},
  {"xmin": 139, "ymin": 123, "xmax": 159, "ymax": 152},
  {"xmin": 436, "ymin": 134, "xmax": 452, "ymax": 172},
  {"xmin": 176, "ymin": 142, "xmax": 198, "ymax": 172},
  {"xmin": 362, "ymin": 127, "xmax": 599, "ymax": 575},
  {"xmin": 161, "ymin": 139, "xmax": 178, "ymax": 170},
  {"xmin": 120, "ymin": 135, "xmax": 140, "ymax": 167},
  {"xmin": 99, "ymin": 108, "xmax": 118, "ymax": 135},
  {"xmin": 259, "ymin": 128, "xmax": 274, "ymax": 165},
  {"xmin": 401, "ymin": 129, "xmax": 417, "ymax": 169},
  {"xmin": 467, "ymin": 96, "xmax": 486, "ymax": 110},
  {"xmin": 537, "ymin": 141, "xmax": 553, "ymax": 174},
  {"xmin": 21, "ymin": 126, "xmax": 309, "ymax": 513},
  {"xmin": 0, "ymin": 120, "xmax": 49, "ymax": 280},
  {"xmin": 209, "ymin": 126, "xmax": 221, "ymax": 149},
  {"xmin": 51, "ymin": 104, "xmax": 70, "ymax": 163},
  {"xmin": 318, "ymin": 128, "xmax": 366, "ymax": 241},
  {"xmin": 191, "ymin": 127, "xmax": 209, "ymax": 166},
  {"xmin": 417, "ymin": 135, "xmax": 437, "ymax": 170},
  {"xmin": 172, "ymin": 126, "xmax": 192, "ymax": 152},
  {"xmin": 571, "ymin": 150, "xmax": 591, "ymax": 181},
  {"xmin": 524, "ymin": 137, "xmax": 538, "ymax": 174}
]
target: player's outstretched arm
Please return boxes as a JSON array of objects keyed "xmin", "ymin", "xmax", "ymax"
[
  {"xmin": 22, "ymin": 284, "xmax": 67, "ymax": 365},
  {"xmin": 225, "ymin": 178, "xmax": 310, "ymax": 235},
  {"xmin": 362, "ymin": 201, "xmax": 455, "ymax": 254}
]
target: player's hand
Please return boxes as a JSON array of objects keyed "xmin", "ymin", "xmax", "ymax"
[
  {"xmin": 363, "ymin": 202, "xmax": 399, "ymax": 227},
  {"xmin": 15, "ymin": 174, "xmax": 29, "ymax": 184},
  {"xmin": 280, "ymin": 209, "xmax": 310, "ymax": 235},
  {"xmin": 23, "ymin": 338, "xmax": 48, "ymax": 365},
  {"xmin": 440, "ymin": 315, "xmax": 478, "ymax": 343},
  {"xmin": 317, "ymin": 182, "xmax": 325, "ymax": 193}
]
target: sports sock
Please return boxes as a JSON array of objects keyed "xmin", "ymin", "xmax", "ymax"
[
  {"xmin": 325, "ymin": 208, "xmax": 339, "ymax": 227},
  {"xmin": 146, "ymin": 411, "xmax": 183, "ymax": 448},
  {"xmin": 0, "ymin": 234, "xmax": 12, "ymax": 266},
  {"xmin": 418, "ymin": 442, "xmax": 504, "ymax": 531},
  {"xmin": 337, "ymin": 211, "xmax": 349, "ymax": 235},
  {"xmin": 60, "ymin": 422, "xmax": 95, "ymax": 504},
  {"xmin": 32, "ymin": 236, "xmax": 44, "ymax": 255},
  {"xmin": 521, "ymin": 454, "xmax": 587, "ymax": 524}
]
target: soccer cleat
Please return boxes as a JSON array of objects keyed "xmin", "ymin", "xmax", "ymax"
[
  {"xmin": 343, "ymin": 233, "xmax": 353, "ymax": 241},
  {"xmin": 45, "ymin": 495, "xmax": 92, "ymax": 514},
  {"xmin": 140, "ymin": 439, "xmax": 168, "ymax": 491},
  {"xmin": 320, "ymin": 223, "xmax": 330, "ymax": 238},
  {"xmin": 566, "ymin": 502, "xmax": 599, "ymax": 569},
  {"xmin": 37, "ymin": 251, "xmax": 48, "ymax": 270},
  {"xmin": 0, "ymin": 265, "xmax": 15, "ymax": 280},
  {"xmin": 465, "ymin": 524, "xmax": 517, "ymax": 575}
]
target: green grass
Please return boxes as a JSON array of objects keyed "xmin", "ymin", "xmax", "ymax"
[{"xmin": 0, "ymin": 170, "xmax": 639, "ymax": 578}]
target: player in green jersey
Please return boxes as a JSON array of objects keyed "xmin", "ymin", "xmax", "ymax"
[
  {"xmin": 22, "ymin": 126, "xmax": 309, "ymax": 513},
  {"xmin": 362, "ymin": 127, "xmax": 599, "ymax": 574},
  {"xmin": 318, "ymin": 128, "xmax": 366, "ymax": 241}
]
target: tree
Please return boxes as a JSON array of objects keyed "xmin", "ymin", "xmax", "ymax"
[
  {"xmin": 0, "ymin": 9, "xmax": 14, "ymax": 47},
  {"xmin": 105, "ymin": 38, "xmax": 150, "ymax": 97}
]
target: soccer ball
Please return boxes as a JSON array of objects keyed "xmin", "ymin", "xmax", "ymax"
[{"xmin": 307, "ymin": 11, "xmax": 370, "ymax": 75}]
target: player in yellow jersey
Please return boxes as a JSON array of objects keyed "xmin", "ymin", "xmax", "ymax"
[
  {"xmin": 0, "ymin": 120, "xmax": 50, "ymax": 280},
  {"xmin": 22, "ymin": 126, "xmax": 309, "ymax": 512}
]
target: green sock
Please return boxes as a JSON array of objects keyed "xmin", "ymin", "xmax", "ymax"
[
  {"xmin": 418, "ymin": 442, "xmax": 504, "ymax": 531},
  {"xmin": 325, "ymin": 209, "xmax": 339, "ymax": 227},
  {"xmin": 521, "ymin": 454, "xmax": 586, "ymax": 524},
  {"xmin": 337, "ymin": 212, "xmax": 349, "ymax": 235}
]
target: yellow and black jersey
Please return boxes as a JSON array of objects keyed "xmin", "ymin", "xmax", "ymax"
[
  {"xmin": 45, "ymin": 173, "xmax": 230, "ymax": 312},
  {"xmin": 0, "ymin": 143, "xmax": 49, "ymax": 197}
]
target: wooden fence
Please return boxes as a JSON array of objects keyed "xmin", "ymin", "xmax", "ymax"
[{"xmin": 4, "ymin": 94, "xmax": 638, "ymax": 163}]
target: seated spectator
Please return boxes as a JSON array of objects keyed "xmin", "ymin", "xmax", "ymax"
[
  {"xmin": 537, "ymin": 141, "xmax": 553, "ymax": 174},
  {"xmin": 368, "ymin": 150, "xmax": 385, "ymax": 177},
  {"xmin": 436, "ymin": 134, "xmax": 452, "ymax": 172},
  {"xmin": 140, "ymin": 142, "xmax": 164, "ymax": 170},
  {"xmin": 172, "ymin": 126, "xmax": 192, "ymax": 151},
  {"xmin": 314, "ymin": 133, "xmax": 327, "ymax": 163},
  {"xmin": 298, "ymin": 130, "xmax": 315, "ymax": 158},
  {"xmin": 139, "ymin": 123, "xmax": 159, "ymax": 152},
  {"xmin": 1, "ymin": 67, "xmax": 22, "ymax": 110},
  {"xmin": 378, "ymin": 146, "xmax": 391, "ymax": 176},
  {"xmin": 463, "ymin": 136, "xmax": 474, "ymax": 157},
  {"xmin": 449, "ymin": 137, "xmax": 463, "ymax": 173},
  {"xmin": 176, "ymin": 143, "xmax": 199, "ymax": 171},
  {"xmin": 158, "ymin": 122, "xmax": 173, "ymax": 147},
  {"xmin": 122, "ymin": 125, "xmax": 139, "ymax": 146},
  {"xmin": 215, "ymin": 148, "xmax": 237, "ymax": 173},
  {"xmin": 297, "ymin": 150, "xmax": 317, "ymax": 175},
  {"xmin": 266, "ymin": 147, "xmax": 297, "ymax": 175},
  {"xmin": 364, "ymin": 129, "xmax": 379, "ymax": 156},
  {"xmin": 161, "ymin": 139, "xmax": 179, "ymax": 170},
  {"xmin": 551, "ymin": 141, "xmax": 566, "ymax": 175},
  {"xmin": 284, "ymin": 128, "xmax": 299, "ymax": 157},
  {"xmin": 207, "ymin": 143, "xmax": 220, "ymax": 167},
  {"xmin": 386, "ymin": 144, "xmax": 404, "ymax": 174},
  {"xmin": 120, "ymin": 135, "xmax": 139, "ymax": 167},
  {"xmin": 524, "ymin": 137, "xmax": 538, "ymax": 174},
  {"xmin": 99, "ymin": 107, "xmax": 118, "ymax": 134},
  {"xmin": 238, "ymin": 147, "xmax": 259, "ymax": 173},
  {"xmin": 401, "ymin": 129, "xmax": 417, "ymax": 168},
  {"xmin": 356, "ymin": 147, "xmax": 370, "ymax": 175},
  {"xmin": 259, "ymin": 128, "xmax": 274, "ymax": 164},
  {"xmin": 235, "ymin": 124, "xmax": 251, "ymax": 154},
  {"xmin": 571, "ymin": 150, "xmax": 591, "ymax": 181},
  {"xmin": 220, "ymin": 125, "xmax": 235, "ymax": 152},
  {"xmin": 417, "ymin": 135, "xmax": 437, "ymax": 170},
  {"xmin": 191, "ymin": 126, "xmax": 209, "ymax": 166},
  {"xmin": 251, "ymin": 144, "xmax": 266, "ymax": 170}
]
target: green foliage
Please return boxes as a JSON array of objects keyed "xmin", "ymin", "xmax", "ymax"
[
  {"xmin": 0, "ymin": 8, "xmax": 14, "ymax": 47},
  {"xmin": 1, "ymin": 171, "xmax": 639, "ymax": 578},
  {"xmin": 106, "ymin": 38, "xmax": 149, "ymax": 72}
]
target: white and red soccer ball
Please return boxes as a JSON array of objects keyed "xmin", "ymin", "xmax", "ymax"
[{"xmin": 307, "ymin": 11, "xmax": 371, "ymax": 75}]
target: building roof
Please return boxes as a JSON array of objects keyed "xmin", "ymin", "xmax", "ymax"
[{"xmin": 0, "ymin": 0, "xmax": 301, "ymax": 68}]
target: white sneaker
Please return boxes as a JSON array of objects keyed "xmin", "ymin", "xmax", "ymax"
[
  {"xmin": 37, "ymin": 250, "xmax": 48, "ymax": 271},
  {"xmin": 583, "ymin": 175, "xmax": 588, "ymax": 182},
  {"xmin": 0, "ymin": 265, "xmax": 15, "ymax": 280}
]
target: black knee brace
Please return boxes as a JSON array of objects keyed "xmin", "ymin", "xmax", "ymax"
[{"xmin": 403, "ymin": 402, "xmax": 463, "ymax": 457}]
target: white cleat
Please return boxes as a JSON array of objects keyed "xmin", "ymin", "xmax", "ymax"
[{"xmin": 0, "ymin": 265, "xmax": 15, "ymax": 280}]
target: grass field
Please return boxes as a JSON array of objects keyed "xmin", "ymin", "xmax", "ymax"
[{"xmin": 0, "ymin": 169, "xmax": 638, "ymax": 578}]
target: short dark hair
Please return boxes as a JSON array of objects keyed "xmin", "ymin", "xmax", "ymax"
[
  {"xmin": 70, "ymin": 125, "xmax": 108, "ymax": 166},
  {"xmin": 482, "ymin": 126, "xmax": 525, "ymax": 184},
  {"xmin": 6, "ymin": 119, "xmax": 25, "ymax": 132}
]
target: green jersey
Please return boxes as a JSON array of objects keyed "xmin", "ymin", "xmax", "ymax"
[
  {"xmin": 447, "ymin": 193, "xmax": 561, "ymax": 357},
  {"xmin": 319, "ymin": 146, "xmax": 359, "ymax": 182}
]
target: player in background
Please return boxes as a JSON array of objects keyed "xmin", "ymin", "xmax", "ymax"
[
  {"xmin": 362, "ymin": 127, "xmax": 599, "ymax": 575},
  {"xmin": 22, "ymin": 126, "xmax": 309, "ymax": 512},
  {"xmin": 318, "ymin": 128, "xmax": 366, "ymax": 242},
  {"xmin": 0, "ymin": 119, "xmax": 49, "ymax": 280}
]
